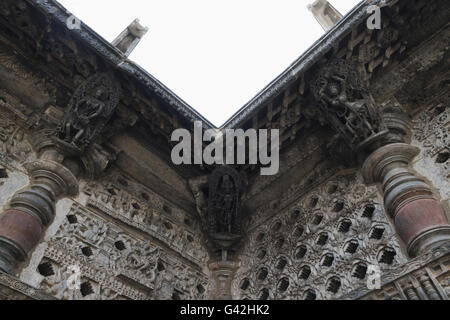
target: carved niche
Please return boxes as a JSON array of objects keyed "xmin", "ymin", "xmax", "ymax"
[
  {"xmin": 56, "ymin": 73, "xmax": 120, "ymax": 154},
  {"xmin": 206, "ymin": 166, "xmax": 243, "ymax": 249},
  {"xmin": 310, "ymin": 58, "xmax": 388, "ymax": 152}
]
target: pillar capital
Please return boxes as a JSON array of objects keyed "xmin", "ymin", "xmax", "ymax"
[
  {"xmin": 310, "ymin": 58, "xmax": 450, "ymax": 258},
  {"xmin": 0, "ymin": 72, "xmax": 120, "ymax": 275},
  {"xmin": 24, "ymin": 160, "xmax": 78, "ymax": 197},
  {"xmin": 361, "ymin": 143, "xmax": 419, "ymax": 184}
]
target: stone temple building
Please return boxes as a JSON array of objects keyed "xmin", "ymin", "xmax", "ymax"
[{"xmin": 0, "ymin": 0, "xmax": 448, "ymax": 300}]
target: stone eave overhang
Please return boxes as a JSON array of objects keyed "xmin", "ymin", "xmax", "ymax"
[
  {"xmin": 220, "ymin": 0, "xmax": 381, "ymax": 129},
  {"xmin": 29, "ymin": 0, "xmax": 215, "ymax": 130}
]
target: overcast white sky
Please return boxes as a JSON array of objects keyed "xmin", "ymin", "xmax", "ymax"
[{"xmin": 58, "ymin": 0, "xmax": 361, "ymax": 126}]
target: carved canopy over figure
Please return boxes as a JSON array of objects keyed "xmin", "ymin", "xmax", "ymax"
[
  {"xmin": 207, "ymin": 166, "xmax": 242, "ymax": 236},
  {"xmin": 57, "ymin": 73, "xmax": 120, "ymax": 153},
  {"xmin": 310, "ymin": 59, "xmax": 388, "ymax": 151}
]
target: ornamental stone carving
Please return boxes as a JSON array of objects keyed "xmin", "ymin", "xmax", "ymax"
[
  {"xmin": 310, "ymin": 58, "xmax": 388, "ymax": 152},
  {"xmin": 56, "ymin": 73, "xmax": 120, "ymax": 155}
]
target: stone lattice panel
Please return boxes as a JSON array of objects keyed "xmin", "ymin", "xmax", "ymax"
[{"xmin": 233, "ymin": 171, "xmax": 407, "ymax": 300}]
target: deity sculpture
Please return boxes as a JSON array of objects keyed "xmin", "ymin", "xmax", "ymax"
[
  {"xmin": 311, "ymin": 59, "xmax": 387, "ymax": 151},
  {"xmin": 64, "ymin": 87, "xmax": 107, "ymax": 145},
  {"xmin": 207, "ymin": 166, "xmax": 242, "ymax": 236},
  {"xmin": 56, "ymin": 73, "xmax": 120, "ymax": 153}
]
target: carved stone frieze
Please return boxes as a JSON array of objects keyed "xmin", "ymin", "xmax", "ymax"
[
  {"xmin": 341, "ymin": 243, "xmax": 450, "ymax": 300},
  {"xmin": 81, "ymin": 171, "xmax": 208, "ymax": 267},
  {"xmin": 33, "ymin": 203, "xmax": 209, "ymax": 300}
]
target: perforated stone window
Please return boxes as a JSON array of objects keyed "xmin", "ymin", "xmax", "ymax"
[
  {"xmin": 308, "ymin": 196, "xmax": 319, "ymax": 208},
  {"xmin": 157, "ymin": 260, "xmax": 165, "ymax": 271},
  {"xmin": 257, "ymin": 248, "xmax": 267, "ymax": 260},
  {"xmin": 332, "ymin": 201, "xmax": 344, "ymax": 212},
  {"xmin": 184, "ymin": 218, "xmax": 192, "ymax": 227},
  {"xmin": 274, "ymin": 236, "xmax": 285, "ymax": 249},
  {"xmin": 240, "ymin": 278, "xmax": 250, "ymax": 291},
  {"xmin": 378, "ymin": 247, "xmax": 396, "ymax": 265},
  {"xmin": 291, "ymin": 209, "xmax": 300, "ymax": 221},
  {"xmin": 338, "ymin": 219, "xmax": 352, "ymax": 233},
  {"xmin": 352, "ymin": 262, "xmax": 368, "ymax": 279},
  {"xmin": 316, "ymin": 233, "xmax": 329, "ymax": 246},
  {"xmin": 0, "ymin": 167, "xmax": 8, "ymax": 179},
  {"xmin": 295, "ymin": 245, "xmax": 307, "ymax": 259},
  {"xmin": 277, "ymin": 277, "xmax": 290, "ymax": 292},
  {"xmin": 258, "ymin": 288, "xmax": 269, "ymax": 300},
  {"xmin": 256, "ymin": 232, "xmax": 266, "ymax": 242},
  {"xmin": 320, "ymin": 253, "xmax": 334, "ymax": 267},
  {"xmin": 37, "ymin": 262, "xmax": 54, "ymax": 277},
  {"xmin": 80, "ymin": 282, "xmax": 94, "ymax": 297},
  {"xmin": 299, "ymin": 265, "xmax": 311, "ymax": 280},
  {"xmin": 257, "ymin": 268, "xmax": 269, "ymax": 281},
  {"xmin": 293, "ymin": 226, "xmax": 304, "ymax": 239},
  {"xmin": 172, "ymin": 291, "xmax": 181, "ymax": 300},
  {"xmin": 275, "ymin": 257, "xmax": 288, "ymax": 271},
  {"xmin": 362, "ymin": 204, "xmax": 375, "ymax": 219},
  {"xmin": 312, "ymin": 213, "xmax": 323, "ymax": 225},
  {"xmin": 66, "ymin": 214, "xmax": 77, "ymax": 224},
  {"xmin": 435, "ymin": 151, "xmax": 449, "ymax": 163},
  {"xmin": 196, "ymin": 284, "xmax": 205, "ymax": 294},
  {"xmin": 326, "ymin": 277, "xmax": 341, "ymax": 294},
  {"xmin": 114, "ymin": 241, "xmax": 126, "ymax": 251},
  {"xmin": 132, "ymin": 202, "xmax": 140, "ymax": 210},
  {"xmin": 327, "ymin": 184, "xmax": 338, "ymax": 194},
  {"xmin": 271, "ymin": 221, "xmax": 282, "ymax": 232},
  {"xmin": 163, "ymin": 221, "xmax": 173, "ymax": 230},
  {"xmin": 369, "ymin": 225, "xmax": 385, "ymax": 240},
  {"xmin": 81, "ymin": 246, "xmax": 93, "ymax": 257},
  {"xmin": 163, "ymin": 204, "xmax": 172, "ymax": 214},
  {"xmin": 304, "ymin": 289, "xmax": 316, "ymax": 300},
  {"xmin": 344, "ymin": 239, "xmax": 359, "ymax": 254}
]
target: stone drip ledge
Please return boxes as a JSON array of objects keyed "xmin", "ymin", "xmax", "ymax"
[
  {"xmin": 340, "ymin": 242, "xmax": 450, "ymax": 300},
  {"xmin": 0, "ymin": 270, "xmax": 56, "ymax": 300}
]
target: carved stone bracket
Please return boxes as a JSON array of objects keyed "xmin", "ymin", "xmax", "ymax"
[
  {"xmin": 189, "ymin": 166, "xmax": 244, "ymax": 296},
  {"xmin": 310, "ymin": 58, "xmax": 389, "ymax": 153},
  {"xmin": 0, "ymin": 73, "xmax": 121, "ymax": 275},
  {"xmin": 55, "ymin": 72, "xmax": 120, "ymax": 155},
  {"xmin": 310, "ymin": 58, "xmax": 450, "ymax": 257}
]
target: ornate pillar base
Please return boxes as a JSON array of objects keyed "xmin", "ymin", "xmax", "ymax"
[{"xmin": 362, "ymin": 143, "xmax": 450, "ymax": 257}]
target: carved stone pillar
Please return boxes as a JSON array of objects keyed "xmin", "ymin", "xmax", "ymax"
[
  {"xmin": 310, "ymin": 58, "xmax": 450, "ymax": 257},
  {"xmin": 0, "ymin": 155, "xmax": 78, "ymax": 274},
  {"xmin": 362, "ymin": 143, "xmax": 450, "ymax": 256},
  {"xmin": 189, "ymin": 166, "xmax": 244, "ymax": 299},
  {"xmin": 0, "ymin": 72, "xmax": 120, "ymax": 274}
]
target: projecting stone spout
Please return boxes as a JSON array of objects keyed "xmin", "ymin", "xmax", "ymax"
[
  {"xmin": 307, "ymin": 0, "xmax": 343, "ymax": 32},
  {"xmin": 112, "ymin": 18, "xmax": 148, "ymax": 57}
]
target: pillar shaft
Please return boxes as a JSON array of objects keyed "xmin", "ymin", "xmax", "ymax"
[
  {"xmin": 0, "ymin": 158, "xmax": 78, "ymax": 274},
  {"xmin": 362, "ymin": 143, "xmax": 450, "ymax": 256}
]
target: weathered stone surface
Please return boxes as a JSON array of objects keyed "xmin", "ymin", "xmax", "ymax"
[{"xmin": 0, "ymin": 0, "xmax": 448, "ymax": 300}]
